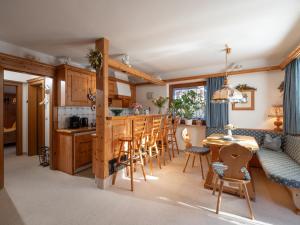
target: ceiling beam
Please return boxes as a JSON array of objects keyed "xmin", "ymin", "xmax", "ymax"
[
  {"xmin": 108, "ymin": 58, "xmax": 165, "ymax": 86},
  {"xmin": 0, "ymin": 52, "xmax": 56, "ymax": 77},
  {"xmin": 279, "ymin": 44, "xmax": 300, "ymax": 69}
]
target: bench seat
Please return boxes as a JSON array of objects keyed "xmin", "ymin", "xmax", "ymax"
[{"xmin": 257, "ymin": 148, "xmax": 300, "ymax": 189}]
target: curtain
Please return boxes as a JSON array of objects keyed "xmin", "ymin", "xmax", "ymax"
[
  {"xmin": 205, "ymin": 77, "xmax": 228, "ymax": 128},
  {"xmin": 283, "ymin": 58, "xmax": 300, "ymax": 135}
]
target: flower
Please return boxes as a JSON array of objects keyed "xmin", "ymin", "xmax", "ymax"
[
  {"xmin": 152, "ymin": 96, "xmax": 169, "ymax": 108},
  {"xmin": 130, "ymin": 103, "xmax": 143, "ymax": 110}
]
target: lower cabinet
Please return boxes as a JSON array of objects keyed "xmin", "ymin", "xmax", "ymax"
[{"xmin": 56, "ymin": 131, "xmax": 95, "ymax": 175}]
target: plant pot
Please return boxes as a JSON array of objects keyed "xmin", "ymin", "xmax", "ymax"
[{"xmin": 184, "ymin": 119, "xmax": 193, "ymax": 126}]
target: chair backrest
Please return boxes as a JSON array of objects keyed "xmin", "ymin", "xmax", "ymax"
[
  {"xmin": 132, "ymin": 117, "xmax": 146, "ymax": 149},
  {"xmin": 149, "ymin": 116, "xmax": 162, "ymax": 145},
  {"xmin": 172, "ymin": 117, "xmax": 180, "ymax": 134},
  {"xmin": 219, "ymin": 143, "xmax": 252, "ymax": 180},
  {"xmin": 181, "ymin": 128, "xmax": 192, "ymax": 149}
]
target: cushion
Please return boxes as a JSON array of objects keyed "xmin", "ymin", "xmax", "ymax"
[
  {"xmin": 186, "ymin": 146, "xmax": 210, "ymax": 154},
  {"xmin": 212, "ymin": 162, "xmax": 251, "ymax": 181},
  {"xmin": 262, "ymin": 134, "xmax": 282, "ymax": 152},
  {"xmin": 285, "ymin": 135, "xmax": 300, "ymax": 165},
  {"xmin": 257, "ymin": 148, "xmax": 300, "ymax": 188}
]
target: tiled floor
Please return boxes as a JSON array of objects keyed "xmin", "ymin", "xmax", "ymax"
[{"xmin": 0, "ymin": 149, "xmax": 299, "ymax": 225}]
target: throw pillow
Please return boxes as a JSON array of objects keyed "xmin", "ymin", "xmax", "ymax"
[{"xmin": 262, "ymin": 134, "xmax": 282, "ymax": 152}]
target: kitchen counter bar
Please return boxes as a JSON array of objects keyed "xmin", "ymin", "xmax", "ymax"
[
  {"xmin": 56, "ymin": 127, "xmax": 96, "ymax": 134},
  {"xmin": 106, "ymin": 114, "xmax": 164, "ymax": 120}
]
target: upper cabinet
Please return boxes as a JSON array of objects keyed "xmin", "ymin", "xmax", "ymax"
[
  {"xmin": 57, "ymin": 65, "xmax": 94, "ymax": 107},
  {"xmin": 56, "ymin": 64, "xmax": 136, "ymax": 107}
]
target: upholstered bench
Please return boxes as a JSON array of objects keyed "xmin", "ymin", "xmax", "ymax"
[{"xmin": 206, "ymin": 127, "xmax": 300, "ymax": 214}]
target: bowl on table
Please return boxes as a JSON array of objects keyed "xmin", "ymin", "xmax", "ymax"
[{"xmin": 110, "ymin": 109, "xmax": 123, "ymax": 116}]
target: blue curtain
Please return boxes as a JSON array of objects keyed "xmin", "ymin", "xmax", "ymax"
[
  {"xmin": 283, "ymin": 58, "xmax": 300, "ymax": 135},
  {"xmin": 205, "ymin": 77, "xmax": 228, "ymax": 128}
]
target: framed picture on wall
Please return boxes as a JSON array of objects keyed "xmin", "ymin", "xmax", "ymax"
[{"xmin": 232, "ymin": 88, "xmax": 255, "ymax": 110}]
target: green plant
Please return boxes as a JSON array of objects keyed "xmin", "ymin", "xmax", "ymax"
[
  {"xmin": 87, "ymin": 49, "xmax": 103, "ymax": 70},
  {"xmin": 169, "ymin": 90, "xmax": 205, "ymax": 120},
  {"xmin": 152, "ymin": 96, "xmax": 169, "ymax": 113}
]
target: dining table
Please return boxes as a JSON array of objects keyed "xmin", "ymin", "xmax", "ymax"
[{"xmin": 202, "ymin": 133, "xmax": 259, "ymax": 200}]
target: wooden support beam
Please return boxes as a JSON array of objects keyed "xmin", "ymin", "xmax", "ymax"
[
  {"xmin": 280, "ymin": 44, "xmax": 300, "ymax": 69},
  {"xmin": 135, "ymin": 65, "xmax": 281, "ymax": 85},
  {"xmin": 108, "ymin": 58, "xmax": 165, "ymax": 85},
  {"xmin": 0, "ymin": 52, "xmax": 56, "ymax": 77},
  {"xmin": 95, "ymin": 38, "xmax": 110, "ymax": 186},
  {"xmin": 0, "ymin": 67, "xmax": 3, "ymax": 189}
]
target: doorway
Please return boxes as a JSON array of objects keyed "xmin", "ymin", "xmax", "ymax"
[
  {"xmin": 3, "ymin": 81, "xmax": 23, "ymax": 156},
  {"xmin": 28, "ymin": 78, "xmax": 45, "ymax": 156}
]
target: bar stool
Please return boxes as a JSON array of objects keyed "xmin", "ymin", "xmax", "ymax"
[
  {"xmin": 145, "ymin": 116, "xmax": 162, "ymax": 175},
  {"xmin": 157, "ymin": 115, "xmax": 171, "ymax": 165},
  {"xmin": 167, "ymin": 116, "xmax": 180, "ymax": 157},
  {"xmin": 112, "ymin": 118, "xmax": 147, "ymax": 191},
  {"xmin": 182, "ymin": 128, "xmax": 210, "ymax": 179}
]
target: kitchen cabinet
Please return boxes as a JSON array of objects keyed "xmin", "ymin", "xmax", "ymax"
[
  {"xmin": 56, "ymin": 129, "xmax": 95, "ymax": 175},
  {"xmin": 57, "ymin": 64, "xmax": 94, "ymax": 107}
]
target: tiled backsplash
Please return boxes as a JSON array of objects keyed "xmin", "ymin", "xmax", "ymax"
[
  {"xmin": 57, "ymin": 107, "xmax": 96, "ymax": 129},
  {"xmin": 57, "ymin": 107, "xmax": 133, "ymax": 129}
]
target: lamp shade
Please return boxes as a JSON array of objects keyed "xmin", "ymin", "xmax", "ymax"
[
  {"xmin": 212, "ymin": 82, "xmax": 245, "ymax": 103},
  {"xmin": 268, "ymin": 105, "xmax": 283, "ymax": 117}
]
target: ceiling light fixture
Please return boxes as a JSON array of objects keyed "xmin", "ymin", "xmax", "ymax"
[{"xmin": 211, "ymin": 45, "xmax": 244, "ymax": 104}]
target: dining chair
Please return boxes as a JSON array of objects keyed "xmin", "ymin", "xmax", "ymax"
[
  {"xmin": 145, "ymin": 115, "xmax": 162, "ymax": 175},
  {"xmin": 182, "ymin": 128, "xmax": 210, "ymax": 179},
  {"xmin": 112, "ymin": 117, "xmax": 147, "ymax": 191},
  {"xmin": 212, "ymin": 143, "xmax": 254, "ymax": 219}
]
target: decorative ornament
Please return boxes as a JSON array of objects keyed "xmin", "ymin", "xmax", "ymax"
[
  {"xmin": 87, "ymin": 49, "xmax": 103, "ymax": 70},
  {"xmin": 87, "ymin": 88, "xmax": 96, "ymax": 111},
  {"xmin": 235, "ymin": 84, "xmax": 257, "ymax": 91}
]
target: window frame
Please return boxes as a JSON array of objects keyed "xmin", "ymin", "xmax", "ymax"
[{"xmin": 169, "ymin": 81, "xmax": 207, "ymax": 119}]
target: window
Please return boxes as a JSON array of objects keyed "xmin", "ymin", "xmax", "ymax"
[{"xmin": 169, "ymin": 81, "xmax": 206, "ymax": 119}]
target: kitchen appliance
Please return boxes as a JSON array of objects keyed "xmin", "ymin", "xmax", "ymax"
[
  {"xmin": 80, "ymin": 117, "xmax": 89, "ymax": 128},
  {"xmin": 69, "ymin": 116, "xmax": 80, "ymax": 129}
]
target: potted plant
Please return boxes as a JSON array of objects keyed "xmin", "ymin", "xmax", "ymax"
[
  {"xmin": 170, "ymin": 90, "xmax": 204, "ymax": 125},
  {"xmin": 152, "ymin": 96, "xmax": 169, "ymax": 114}
]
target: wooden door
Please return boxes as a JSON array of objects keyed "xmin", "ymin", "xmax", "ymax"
[
  {"xmin": 66, "ymin": 69, "xmax": 90, "ymax": 106},
  {"xmin": 74, "ymin": 134, "xmax": 93, "ymax": 170},
  {"xmin": 0, "ymin": 67, "xmax": 4, "ymax": 189},
  {"xmin": 28, "ymin": 79, "xmax": 45, "ymax": 156}
]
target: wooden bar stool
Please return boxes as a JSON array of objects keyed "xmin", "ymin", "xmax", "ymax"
[
  {"xmin": 167, "ymin": 116, "xmax": 180, "ymax": 157},
  {"xmin": 112, "ymin": 118, "xmax": 147, "ymax": 191},
  {"xmin": 157, "ymin": 115, "xmax": 172, "ymax": 165},
  {"xmin": 145, "ymin": 115, "xmax": 162, "ymax": 175},
  {"xmin": 182, "ymin": 128, "xmax": 210, "ymax": 179},
  {"xmin": 212, "ymin": 143, "xmax": 254, "ymax": 220}
]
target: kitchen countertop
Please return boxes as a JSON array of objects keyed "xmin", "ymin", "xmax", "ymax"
[
  {"xmin": 106, "ymin": 114, "xmax": 166, "ymax": 120},
  {"xmin": 56, "ymin": 127, "xmax": 96, "ymax": 134}
]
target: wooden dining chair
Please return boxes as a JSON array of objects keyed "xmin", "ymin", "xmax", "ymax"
[
  {"xmin": 112, "ymin": 117, "xmax": 147, "ymax": 191},
  {"xmin": 182, "ymin": 128, "xmax": 210, "ymax": 179},
  {"xmin": 212, "ymin": 143, "xmax": 254, "ymax": 219},
  {"xmin": 145, "ymin": 116, "xmax": 162, "ymax": 175}
]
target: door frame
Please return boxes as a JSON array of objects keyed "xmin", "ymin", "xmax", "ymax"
[
  {"xmin": 3, "ymin": 80, "xmax": 23, "ymax": 155},
  {"xmin": 0, "ymin": 67, "xmax": 4, "ymax": 189},
  {"xmin": 28, "ymin": 78, "xmax": 45, "ymax": 156}
]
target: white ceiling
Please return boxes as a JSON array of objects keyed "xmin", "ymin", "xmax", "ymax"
[{"xmin": 0, "ymin": 0, "xmax": 300, "ymax": 79}]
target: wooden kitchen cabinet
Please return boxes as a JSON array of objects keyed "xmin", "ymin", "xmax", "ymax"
[
  {"xmin": 74, "ymin": 134, "xmax": 93, "ymax": 169},
  {"xmin": 56, "ymin": 64, "xmax": 94, "ymax": 106},
  {"xmin": 56, "ymin": 130, "xmax": 95, "ymax": 175},
  {"xmin": 108, "ymin": 80, "xmax": 116, "ymax": 97}
]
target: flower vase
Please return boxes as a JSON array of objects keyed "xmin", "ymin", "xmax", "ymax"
[
  {"xmin": 134, "ymin": 108, "xmax": 140, "ymax": 115},
  {"xmin": 227, "ymin": 129, "xmax": 232, "ymax": 136},
  {"xmin": 158, "ymin": 107, "xmax": 162, "ymax": 114}
]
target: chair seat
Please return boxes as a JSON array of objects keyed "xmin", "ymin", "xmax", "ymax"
[
  {"xmin": 186, "ymin": 146, "xmax": 210, "ymax": 154},
  {"xmin": 118, "ymin": 136, "xmax": 132, "ymax": 142},
  {"xmin": 212, "ymin": 162, "xmax": 251, "ymax": 181}
]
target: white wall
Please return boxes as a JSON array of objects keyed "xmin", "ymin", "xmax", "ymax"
[
  {"xmin": 45, "ymin": 78, "xmax": 53, "ymax": 147},
  {"xmin": 228, "ymin": 71, "xmax": 284, "ymax": 129}
]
